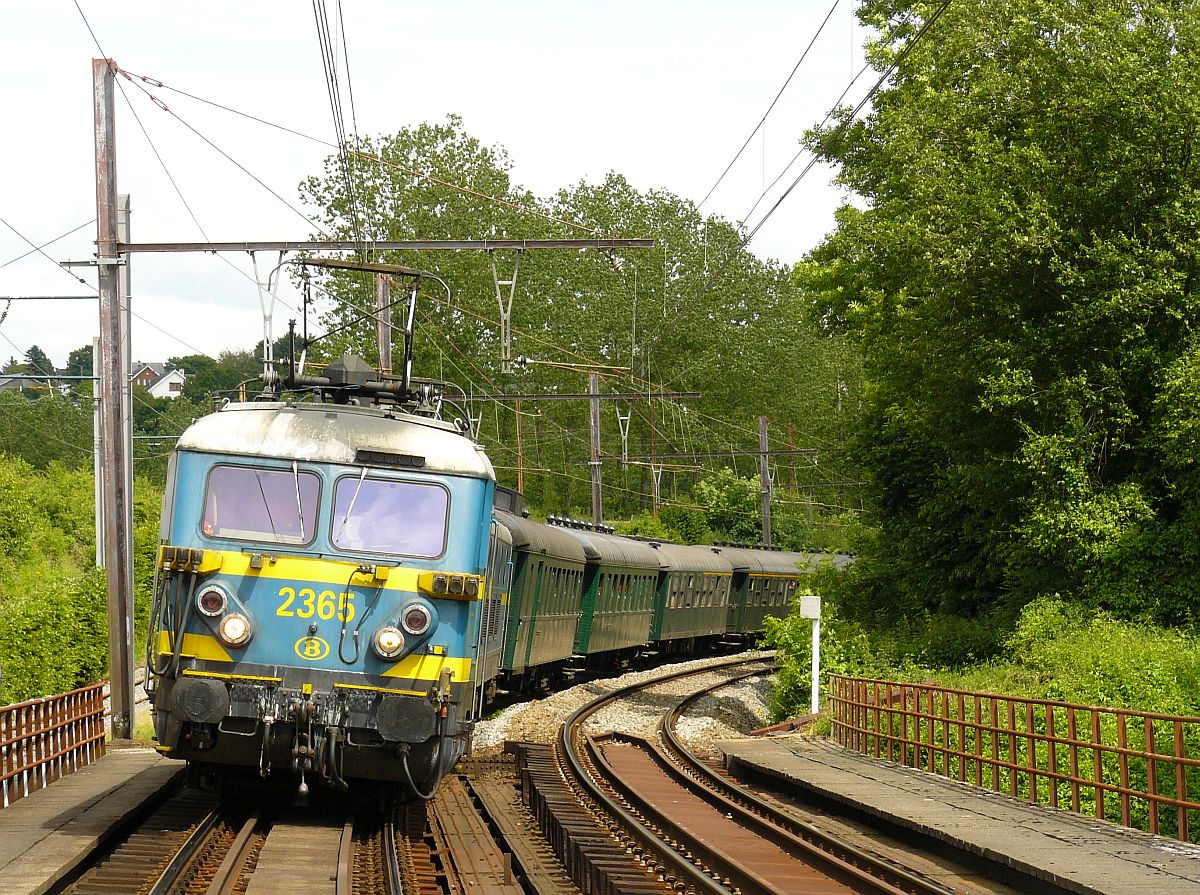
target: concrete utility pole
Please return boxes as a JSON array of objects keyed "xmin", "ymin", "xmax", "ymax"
[
  {"xmin": 759, "ymin": 416, "xmax": 772, "ymax": 547},
  {"xmin": 94, "ymin": 58, "xmax": 135, "ymax": 740},
  {"xmin": 589, "ymin": 372, "xmax": 603, "ymax": 526}
]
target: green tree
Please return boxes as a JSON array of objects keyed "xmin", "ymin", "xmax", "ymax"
[
  {"xmin": 66, "ymin": 343, "xmax": 93, "ymax": 379},
  {"xmin": 801, "ymin": 0, "xmax": 1200, "ymax": 624},
  {"xmin": 299, "ymin": 115, "xmax": 864, "ymax": 523},
  {"xmin": 23, "ymin": 345, "xmax": 54, "ymax": 381},
  {"xmin": 168, "ymin": 352, "xmax": 259, "ymax": 405},
  {"xmin": 0, "ymin": 393, "xmax": 91, "ymax": 468}
]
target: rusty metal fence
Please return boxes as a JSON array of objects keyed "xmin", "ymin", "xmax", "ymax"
[
  {"xmin": 830, "ymin": 675, "xmax": 1200, "ymax": 841},
  {"xmin": 0, "ymin": 683, "xmax": 106, "ymax": 807}
]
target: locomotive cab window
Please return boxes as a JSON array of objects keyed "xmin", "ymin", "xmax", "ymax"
[
  {"xmin": 331, "ymin": 475, "xmax": 450, "ymax": 558},
  {"xmin": 201, "ymin": 464, "xmax": 320, "ymax": 545}
]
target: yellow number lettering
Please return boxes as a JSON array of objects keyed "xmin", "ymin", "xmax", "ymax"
[
  {"xmin": 338, "ymin": 591, "xmax": 356, "ymax": 622},
  {"xmin": 317, "ymin": 589, "xmax": 336, "ymax": 620},
  {"xmin": 277, "ymin": 586, "xmax": 296, "ymax": 617},
  {"xmin": 297, "ymin": 588, "xmax": 317, "ymax": 618}
]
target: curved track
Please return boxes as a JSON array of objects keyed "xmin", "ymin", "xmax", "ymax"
[{"xmin": 532, "ymin": 656, "xmax": 961, "ymax": 895}]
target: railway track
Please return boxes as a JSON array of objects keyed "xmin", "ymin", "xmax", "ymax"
[
  {"xmin": 512, "ymin": 655, "xmax": 964, "ymax": 895},
  {"xmin": 56, "ymin": 655, "xmax": 1001, "ymax": 895},
  {"xmin": 56, "ymin": 780, "xmax": 524, "ymax": 895}
]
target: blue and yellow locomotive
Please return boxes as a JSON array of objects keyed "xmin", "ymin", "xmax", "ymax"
[
  {"xmin": 147, "ymin": 393, "xmax": 508, "ymax": 797},
  {"xmin": 145, "ymin": 347, "xmax": 850, "ymax": 800}
]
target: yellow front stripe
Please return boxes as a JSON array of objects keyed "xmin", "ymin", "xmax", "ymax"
[
  {"xmin": 207, "ymin": 551, "xmax": 423, "ymax": 590},
  {"xmin": 382, "ymin": 654, "xmax": 471, "ymax": 683},
  {"xmin": 157, "ymin": 631, "xmax": 232, "ymax": 662}
]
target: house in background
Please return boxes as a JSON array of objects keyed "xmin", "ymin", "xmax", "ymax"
[{"xmin": 132, "ymin": 362, "xmax": 187, "ymax": 399}]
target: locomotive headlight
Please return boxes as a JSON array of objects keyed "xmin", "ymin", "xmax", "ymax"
[
  {"xmin": 216, "ymin": 613, "xmax": 252, "ymax": 648},
  {"xmin": 400, "ymin": 603, "xmax": 433, "ymax": 637},
  {"xmin": 196, "ymin": 585, "xmax": 228, "ymax": 618},
  {"xmin": 373, "ymin": 626, "xmax": 405, "ymax": 659}
]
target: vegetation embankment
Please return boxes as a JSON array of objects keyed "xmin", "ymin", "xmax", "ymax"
[
  {"xmin": 0, "ymin": 450, "xmax": 160, "ymax": 703},
  {"xmin": 767, "ymin": 1, "xmax": 1200, "ymax": 727},
  {"xmin": 766, "ymin": 588, "xmax": 1200, "ymax": 723}
]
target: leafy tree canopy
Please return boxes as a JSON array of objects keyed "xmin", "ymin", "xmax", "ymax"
[
  {"xmin": 299, "ymin": 115, "xmax": 865, "ymax": 525},
  {"xmin": 801, "ymin": 0, "xmax": 1200, "ymax": 623}
]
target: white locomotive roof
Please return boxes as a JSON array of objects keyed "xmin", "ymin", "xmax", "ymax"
[{"xmin": 176, "ymin": 401, "xmax": 495, "ymax": 479}]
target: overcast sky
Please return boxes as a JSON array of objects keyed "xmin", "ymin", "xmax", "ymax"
[{"xmin": 0, "ymin": 2, "xmax": 867, "ymax": 372}]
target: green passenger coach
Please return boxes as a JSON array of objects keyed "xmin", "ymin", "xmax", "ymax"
[
  {"xmin": 647, "ymin": 542, "xmax": 733, "ymax": 648},
  {"xmin": 494, "ymin": 510, "xmax": 586, "ymax": 689},
  {"xmin": 555, "ymin": 526, "xmax": 659, "ymax": 657}
]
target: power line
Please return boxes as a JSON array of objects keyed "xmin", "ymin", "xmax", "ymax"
[
  {"xmin": 739, "ymin": 0, "xmax": 954, "ymax": 250},
  {"xmin": 0, "ymin": 219, "xmax": 94, "ymax": 272},
  {"xmin": 117, "ymin": 67, "xmax": 608, "ymax": 238},
  {"xmin": 697, "ymin": 0, "xmax": 842, "ymax": 209},
  {"xmin": 120, "ymin": 74, "xmax": 329, "ymax": 236},
  {"xmin": 0, "ymin": 215, "xmax": 93, "ymax": 288},
  {"xmin": 740, "ymin": 57, "xmax": 873, "ymax": 223}
]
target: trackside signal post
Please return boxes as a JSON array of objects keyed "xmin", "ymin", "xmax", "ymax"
[{"xmin": 799, "ymin": 594, "xmax": 821, "ymax": 713}]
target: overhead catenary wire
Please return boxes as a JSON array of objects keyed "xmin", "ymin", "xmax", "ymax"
[
  {"xmin": 68, "ymin": 12, "xmax": 854, "ymax": 508},
  {"xmin": 116, "ymin": 68, "xmax": 609, "ymax": 238},
  {"xmin": 120, "ymin": 73, "xmax": 330, "ymax": 237},
  {"xmin": 738, "ymin": 0, "xmax": 954, "ymax": 251},
  {"xmin": 697, "ymin": 0, "xmax": 842, "ymax": 210},
  {"xmin": 0, "ymin": 219, "xmax": 95, "ymax": 272},
  {"xmin": 738, "ymin": 5, "xmax": 920, "ymax": 224},
  {"xmin": 312, "ymin": 0, "xmax": 366, "ymax": 243}
]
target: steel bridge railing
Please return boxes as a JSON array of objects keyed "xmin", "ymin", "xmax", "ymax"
[
  {"xmin": 830, "ymin": 674, "xmax": 1200, "ymax": 842},
  {"xmin": 0, "ymin": 682, "xmax": 106, "ymax": 808}
]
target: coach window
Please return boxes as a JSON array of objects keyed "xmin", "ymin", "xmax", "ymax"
[
  {"xmin": 331, "ymin": 476, "xmax": 450, "ymax": 558},
  {"xmin": 202, "ymin": 464, "xmax": 320, "ymax": 546}
]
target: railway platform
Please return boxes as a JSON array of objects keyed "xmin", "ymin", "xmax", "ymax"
[
  {"xmin": 0, "ymin": 743, "xmax": 180, "ymax": 895},
  {"xmin": 720, "ymin": 734, "xmax": 1200, "ymax": 895}
]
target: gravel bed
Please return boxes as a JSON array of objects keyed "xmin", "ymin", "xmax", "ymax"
[
  {"xmin": 471, "ymin": 651, "xmax": 773, "ymax": 756},
  {"xmin": 672, "ymin": 676, "xmax": 773, "ymax": 756}
]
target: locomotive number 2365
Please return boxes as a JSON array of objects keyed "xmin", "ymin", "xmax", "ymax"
[{"xmin": 276, "ymin": 586, "xmax": 356, "ymax": 622}]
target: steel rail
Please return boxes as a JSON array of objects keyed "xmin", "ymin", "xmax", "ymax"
[
  {"xmin": 660, "ymin": 675, "xmax": 960, "ymax": 895},
  {"xmin": 203, "ymin": 807, "xmax": 264, "ymax": 895},
  {"xmin": 146, "ymin": 807, "xmax": 224, "ymax": 895},
  {"xmin": 383, "ymin": 813, "xmax": 405, "ymax": 895},
  {"xmin": 559, "ymin": 656, "xmax": 775, "ymax": 895},
  {"xmin": 335, "ymin": 817, "xmax": 356, "ymax": 895}
]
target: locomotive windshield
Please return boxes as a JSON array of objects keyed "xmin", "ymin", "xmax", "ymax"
[
  {"xmin": 201, "ymin": 464, "xmax": 320, "ymax": 545},
  {"xmin": 331, "ymin": 475, "xmax": 449, "ymax": 558}
]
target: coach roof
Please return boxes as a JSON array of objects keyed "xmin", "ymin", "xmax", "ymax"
[
  {"xmin": 646, "ymin": 541, "xmax": 734, "ymax": 575},
  {"xmin": 495, "ymin": 511, "xmax": 587, "ymax": 565}
]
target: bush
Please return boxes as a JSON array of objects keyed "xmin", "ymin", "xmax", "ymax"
[
  {"xmin": 0, "ymin": 455, "xmax": 162, "ymax": 702},
  {"xmin": 0, "ymin": 569, "xmax": 107, "ymax": 703},
  {"xmin": 763, "ymin": 591, "xmax": 887, "ymax": 721}
]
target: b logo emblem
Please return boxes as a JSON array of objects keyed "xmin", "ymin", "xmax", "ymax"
[{"xmin": 294, "ymin": 636, "xmax": 330, "ymax": 661}]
